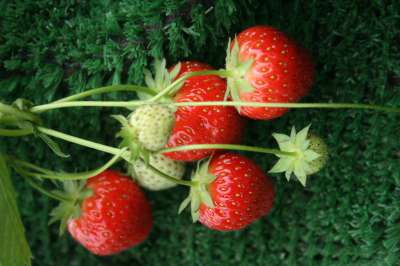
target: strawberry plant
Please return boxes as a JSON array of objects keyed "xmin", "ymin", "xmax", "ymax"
[{"xmin": 0, "ymin": 21, "xmax": 399, "ymax": 265}]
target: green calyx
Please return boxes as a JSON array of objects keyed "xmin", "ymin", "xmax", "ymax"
[
  {"xmin": 269, "ymin": 125, "xmax": 328, "ymax": 186},
  {"xmin": 178, "ymin": 159, "xmax": 216, "ymax": 222},
  {"xmin": 113, "ymin": 114, "xmax": 149, "ymax": 161},
  {"xmin": 139, "ymin": 58, "xmax": 182, "ymax": 101},
  {"xmin": 225, "ymin": 38, "xmax": 255, "ymax": 104},
  {"xmin": 49, "ymin": 181, "xmax": 93, "ymax": 235}
]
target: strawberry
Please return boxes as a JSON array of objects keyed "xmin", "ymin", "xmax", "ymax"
[
  {"xmin": 306, "ymin": 134, "xmax": 328, "ymax": 175},
  {"xmin": 128, "ymin": 105, "xmax": 175, "ymax": 151},
  {"xmin": 131, "ymin": 153, "xmax": 186, "ymax": 191},
  {"xmin": 226, "ymin": 25, "xmax": 315, "ymax": 120},
  {"xmin": 179, "ymin": 153, "xmax": 275, "ymax": 231},
  {"xmin": 164, "ymin": 61, "xmax": 246, "ymax": 161},
  {"xmin": 52, "ymin": 170, "xmax": 152, "ymax": 256}
]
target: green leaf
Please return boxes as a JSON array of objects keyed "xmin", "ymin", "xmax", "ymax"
[
  {"xmin": 0, "ymin": 155, "xmax": 32, "ymax": 266},
  {"xmin": 144, "ymin": 69, "xmax": 156, "ymax": 90},
  {"xmin": 178, "ymin": 193, "xmax": 192, "ymax": 214},
  {"xmin": 37, "ymin": 133, "xmax": 70, "ymax": 158},
  {"xmin": 169, "ymin": 62, "xmax": 181, "ymax": 81}
]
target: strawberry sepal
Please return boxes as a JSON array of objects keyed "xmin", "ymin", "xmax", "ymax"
[
  {"xmin": 178, "ymin": 158, "xmax": 216, "ymax": 222},
  {"xmin": 225, "ymin": 38, "xmax": 255, "ymax": 107},
  {"xmin": 141, "ymin": 59, "xmax": 182, "ymax": 100},
  {"xmin": 49, "ymin": 181, "xmax": 93, "ymax": 235},
  {"xmin": 269, "ymin": 125, "xmax": 328, "ymax": 186}
]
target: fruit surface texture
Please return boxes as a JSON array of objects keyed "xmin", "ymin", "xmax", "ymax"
[
  {"xmin": 227, "ymin": 25, "xmax": 315, "ymax": 120},
  {"xmin": 67, "ymin": 170, "xmax": 152, "ymax": 256},
  {"xmin": 198, "ymin": 153, "xmax": 275, "ymax": 231}
]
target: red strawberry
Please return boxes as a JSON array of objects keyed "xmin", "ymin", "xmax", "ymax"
[
  {"xmin": 164, "ymin": 61, "xmax": 246, "ymax": 161},
  {"xmin": 179, "ymin": 153, "xmax": 274, "ymax": 231},
  {"xmin": 63, "ymin": 170, "xmax": 152, "ymax": 256},
  {"xmin": 226, "ymin": 25, "xmax": 315, "ymax": 120}
]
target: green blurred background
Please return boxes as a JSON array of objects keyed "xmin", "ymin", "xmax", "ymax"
[{"xmin": 1, "ymin": 0, "xmax": 399, "ymax": 265}]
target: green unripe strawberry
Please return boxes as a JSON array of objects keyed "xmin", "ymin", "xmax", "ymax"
[
  {"xmin": 131, "ymin": 153, "xmax": 186, "ymax": 191},
  {"xmin": 129, "ymin": 105, "xmax": 175, "ymax": 151},
  {"xmin": 307, "ymin": 134, "xmax": 328, "ymax": 174}
]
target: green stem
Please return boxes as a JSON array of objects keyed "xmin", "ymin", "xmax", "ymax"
[
  {"xmin": 53, "ymin": 85, "xmax": 154, "ymax": 104},
  {"xmin": 32, "ymin": 127, "xmax": 192, "ymax": 186},
  {"xmin": 35, "ymin": 126, "xmax": 123, "ymax": 156},
  {"xmin": 144, "ymin": 159, "xmax": 194, "ymax": 187},
  {"xmin": 8, "ymin": 157, "xmax": 54, "ymax": 175},
  {"xmin": 29, "ymin": 100, "xmax": 400, "ymax": 113},
  {"xmin": 12, "ymin": 167, "xmax": 71, "ymax": 202},
  {"xmin": 148, "ymin": 69, "xmax": 232, "ymax": 102},
  {"xmin": 170, "ymin": 101, "xmax": 400, "ymax": 113},
  {"xmin": 8, "ymin": 152, "xmax": 123, "ymax": 181},
  {"xmin": 31, "ymin": 84, "xmax": 155, "ymax": 113},
  {"xmin": 30, "ymin": 100, "xmax": 147, "ymax": 113},
  {"xmin": 0, "ymin": 128, "xmax": 33, "ymax": 137},
  {"xmin": 160, "ymin": 144, "xmax": 295, "ymax": 157}
]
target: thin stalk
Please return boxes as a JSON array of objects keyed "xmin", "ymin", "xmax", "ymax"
[
  {"xmin": 53, "ymin": 85, "xmax": 154, "ymax": 103},
  {"xmin": 13, "ymin": 167, "xmax": 71, "ymax": 202},
  {"xmin": 144, "ymin": 160, "xmax": 194, "ymax": 187},
  {"xmin": 33, "ymin": 126, "xmax": 191, "ymax": 186},
  {"xmin": 29, "ymin": 100, "xmax": 400, "ymax": 113},
  {"xmin": 170, "ymin": 101, "xmax": 400, "ymax": 113},
  {"xmin": 35, "ymin": 126, "xmax": 123, "ymax": 156},
  {"xmin": 8, "ymin": 157, "xmax": 54, "ymax": 175},
  {"xmin": 30, "ymin": 100, "xmax": 147, "ymax": 113},
  {"xmin": 160, "ymin": 144, "xmax": 295, "ymax": 157}
]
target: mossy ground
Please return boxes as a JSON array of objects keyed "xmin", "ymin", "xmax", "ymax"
[{"xmin": 1, "ymin": 1, "xmax": 399, "ymax": 265}]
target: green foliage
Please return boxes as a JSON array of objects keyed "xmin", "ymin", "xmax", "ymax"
[
  {"xmin": 1, "ymin": 0, "xmax": 400, "ymax": 265},
  {"xmin": 0, "ymin": 155, "xmax": 32, "ymax": 266}
]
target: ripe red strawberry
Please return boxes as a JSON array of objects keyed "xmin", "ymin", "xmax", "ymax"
[
  {"xmin": 164, "ymin": 61, "xmax": 246, "ymax": 161},
  {"xmin": 179, "ymin": 153, "xmax": 275, "ymax": 231},
  {"xmin": 226, "ymin": 25, "xmax": 315, "ymax": 120},
  {"xmin": 61, "ymin": 170, "xmax": 152, "ymax": 256}
]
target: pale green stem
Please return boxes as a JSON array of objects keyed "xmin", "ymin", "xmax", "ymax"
[
  {"xmin": 34, "ymin": 126, "xmax": 191, "ymax": 186},
  {"xmin": 30, "ymin": 100, "xmax": 147, "ymax": 113},
  {"xmin": 12, "ymin": 167, "xmax": 71, "ymax": 202},
  {"xmin": 144, "ymin": 161, "xmax": 194, "ymax": 187},
  {"xmin": 31, "ymin": 84, "xmax": 154, "ymax": 113},
  {"xmin": 53, "ymin": 85, "xmax": 154, "ymax": 103},
  {"xmin": 29, "ymin": 100, "xmax": 400, "ymax": 113},
  {"xmin": 170, "ymin": 101, "xmax": 400, "ymax": 113},
  {"xmin": 160, "ymin": 144, "xmax": 295, "ymax": 157},
  {"xmin": 35, "ymin": 126, "xmax": 123, "ymax": 156}
]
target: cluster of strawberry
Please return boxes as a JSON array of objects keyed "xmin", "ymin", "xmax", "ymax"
[{"xmin": 60, "ymin": 25, "xmax": 324, "ymax": 256}]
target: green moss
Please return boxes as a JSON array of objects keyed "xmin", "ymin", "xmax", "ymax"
[{"xmin": 1, "ymin": 0, "xmax": 399, "ymax": 265}]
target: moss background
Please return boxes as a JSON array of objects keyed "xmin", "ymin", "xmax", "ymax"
[{"xmin": 1, "ymin": 0, "xmax": 400, "ymax": 265}]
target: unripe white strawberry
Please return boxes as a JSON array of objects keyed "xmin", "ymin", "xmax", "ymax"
[
  {"xmin": 129, "ymin": 105, "xmax": 175, "ymax": 151},
  {"xmin": 131, "ymin": 153, "xmax": 186, "ymax": 191}
]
